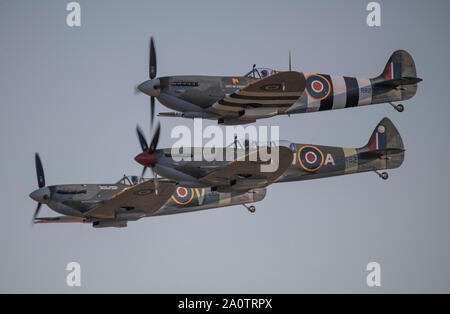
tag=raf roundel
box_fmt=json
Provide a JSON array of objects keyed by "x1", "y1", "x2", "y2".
[
  {"x1": 171, "y1": 187, "x2": 194, "y2": 205},
  {"x1": 305, "y1": 74, "x2": 331, "y2": 100},
  {"x1": 298, "y1": 145, "x2": 324, "y2": 172}
]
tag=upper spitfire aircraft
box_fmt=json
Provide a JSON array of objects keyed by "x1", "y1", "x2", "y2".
[
  {"x1": 137, "y1": 37, "x2": 422, "y2": 125},
  {"x1": 135, "y1": 117, "x2": 405, "y2": 192}
]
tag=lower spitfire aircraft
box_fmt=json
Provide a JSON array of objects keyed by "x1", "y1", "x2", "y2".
[
  {"x1": 29, "y1": 155, "x2": 265, "y2": 228},
  {"x1": 137, "y1": 37, "x2": 422, "y2": 125},
  {"x1": 30, "y1": 118, "x2": 403, "y2": 228},
  {"x1": 135, "y1": 118, "x2": 404, "y2": 191}
]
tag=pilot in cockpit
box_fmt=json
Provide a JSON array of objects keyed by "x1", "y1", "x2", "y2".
[
  {"x1": 116, "y1": 175, "x2": 142, "y2": 186},
  {"x1": 245, "y1": 66, "x2": 278, "y2": 79}
]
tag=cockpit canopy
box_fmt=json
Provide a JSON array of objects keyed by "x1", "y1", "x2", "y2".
[
  {"x1": 116, "y1": 175, "x2": 144, "y2": 186},
  {"x1": 227, "y1": 138, "x2": 293, "y2": 150},
  {"x1": 245, "y1": 67, "x2": 279, "y2": 79}
]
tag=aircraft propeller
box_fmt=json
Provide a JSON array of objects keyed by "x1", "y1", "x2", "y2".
[
  {"x1": 149, "y1": 36, "x2": 157, "y2": 129},
  {"x1": 136, "y1": 36, "x2": 160, "y2": 149},
  {"x1": 30, "y1": 153, "x2": 48, "y2": 224},
  {"x1": 135, "y1": 122, "x2": 161, "y2": 194}
]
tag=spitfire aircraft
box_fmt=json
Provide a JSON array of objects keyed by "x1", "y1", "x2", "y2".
[
  {"x1": 30, "y1": 118, "x2": 403, "y2": 228},
  {"x1": 137, "y1": 37, "x2": 422, "y2": 125},
  {"x1": 29, "y1": 154, "x2": 265, "y2": 228},
  {"x1": 135, "y1": 117, "x2": 404, "y2": 191}
]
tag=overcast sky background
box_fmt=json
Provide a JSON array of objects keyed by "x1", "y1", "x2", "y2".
[{"x1": 1, "y1": 0, "x2": 449, "y2": 293}]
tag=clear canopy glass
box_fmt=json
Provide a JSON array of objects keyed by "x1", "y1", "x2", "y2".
[
  {"x1": 227, "y1": 138, "x2": 293, "y2": 150},
  {"x1": 116, "y1": 175, "x2": 144, "y2": 186},
  {"x1": 244, "y1": 67, "x2": 279, "y2": 79}
]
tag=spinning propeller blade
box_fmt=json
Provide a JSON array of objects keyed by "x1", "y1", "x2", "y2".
[
  {"x1": 148, "y1": 122, "x2": 160, "y2": 154},
  {"x1": 149, "y1": 36, "x2": 157, "y2": 79},
  {"x1": 150, "y1": 96, "x2": 155, "y2": 130},
  {"x1": 35, "y1": 153, "x2": 45, "y2": 188},
  {"x1": 136, "y1": 122, "x2": 160, "y2": 154},
  {"x1": 149, "y1": 37, "x2": 157, "y2": 128},
  {"x1": 33, "y1": 203, "x2": 42, "y2": 221},
  {"x1": 136, "y1": 125, "x2": 149, "y2": 152},
  {"x1": 141, "y1": 166, "x2": 148, "y2": 179},
  {"x1": 137, "y1": 36, "x2": 159, "y2": 130},
  {"x1": 31, "y1": 153, "x2": 47, "y2": 225}
]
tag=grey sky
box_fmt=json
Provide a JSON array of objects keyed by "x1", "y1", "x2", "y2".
[{"x1": 1, "y1": 0, "x2": 449, "y2": 293}]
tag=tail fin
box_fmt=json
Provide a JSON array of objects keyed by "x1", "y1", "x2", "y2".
[
  {"x1": 362, "y1": 117, "x2": 404, "y2": 152},
  {"x1": 380, "y1": 50, "x2": 416, "y2": 81},
  {"x1": 359, "y1": 118, "x2": 405, "y2": 169},
  {"x1": 372, "y1": 50, "x2": 422, "y2": 101}
]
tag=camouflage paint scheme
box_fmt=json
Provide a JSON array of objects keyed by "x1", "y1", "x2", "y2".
[
  {"x1": 147, "y1": 118, "x2": 403, "y2": 189},
  {"x1": 30, "y1": 118, "x2": 402, "y2": 228},
  {"x1": 277, "y1": 118, "x2": 404, "y2": 183},
  {"x1": 149, "y1": 145, "x2": 294, "y2": 191},
  {"x1": 30, "y1": 180, "x2": 266, "y2": 228},
  {"x1": 140, "y1": 50, "x2": 421, "y2": 125},
  {"x1": 158, "y1": 186, "x2": 265, "y2": 217}
]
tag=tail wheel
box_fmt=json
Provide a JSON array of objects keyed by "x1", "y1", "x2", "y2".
[
  {"x1": 396, "y1": 104, "x2": 404, "y2": 112},
  {"x1": 381, "y1": 172, "x2": 389, "y2": 180}
]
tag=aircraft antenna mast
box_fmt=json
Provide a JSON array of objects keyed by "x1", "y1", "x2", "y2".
[{"x1": 289, "y1": 50, "x2": 292, "y2": 72}]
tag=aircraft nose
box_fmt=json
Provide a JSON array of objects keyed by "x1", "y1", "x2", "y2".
[
  {"x1": 29, "y1": 187, "x2": 51, "y2": 204},
  {"x1": 135, "y1": 152, "x2": 157, "y2": 167},
  {"x1": 138, "y1": 79, "x2": 160, "y2": 97}
]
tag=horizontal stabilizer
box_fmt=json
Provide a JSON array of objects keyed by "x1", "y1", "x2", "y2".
[
  {"x1": 359, "y1": 148, "x2": 405, "y2": 159},
  {"x1": 373, "y1": 77, "x2": 423, "y2": 88}
]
